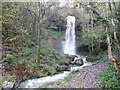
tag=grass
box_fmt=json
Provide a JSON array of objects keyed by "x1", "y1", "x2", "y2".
[
  {"x1": 64, "y1": 72, "x2": 76, "y2": 82},
  {"x1": 78, "y1": 72, "x2": 87, "y2": 88},
  {"x1": 50, "y1": 81, "x2": 60, "y2": 88},
  {"x1": 78, "y1": 78, "x2": 83, "y2": 88},
  {"x1": 42, "y1": 81, "x2": 61, "y2": 88}
]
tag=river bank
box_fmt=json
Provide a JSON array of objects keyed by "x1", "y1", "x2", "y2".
[{"x1": 48, "y1": 57, "x2": 111, "y2": 88}]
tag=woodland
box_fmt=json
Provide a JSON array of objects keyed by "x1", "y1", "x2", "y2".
[{"x1": 0, "y1": 0, "x2": 120, "y2": 88}]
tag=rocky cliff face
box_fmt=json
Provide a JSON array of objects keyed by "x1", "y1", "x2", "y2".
[{"x1": 43, "y1": 6, "x2": 89, "y2": 32}]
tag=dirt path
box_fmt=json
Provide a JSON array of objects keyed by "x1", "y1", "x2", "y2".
[
  {"x1": 49, "y1": 59, "x2": 111, "y2": 88},
  {"x1": 83, "y1": 60, "x2": 111, "y2": 88}
]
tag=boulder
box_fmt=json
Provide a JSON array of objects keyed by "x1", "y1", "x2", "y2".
[
  {"x1": 75, "y1": 58, "x2": 84, "y2": 66},
  {"x1": 71, "y1": 57, "x2": 84, "y2": 66},
  {"x1": 60, "y1": 65, "x2": 69, "y2": 71},
  {"x1": 2, "y1": 81, "x2": 14, "y2": 88},
  {"x1": 65, "y1": 55, "x2": 76, "y2": 61}
]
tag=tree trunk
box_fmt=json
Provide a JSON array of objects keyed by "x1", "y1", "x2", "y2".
[
  {"x1": 106, "y1": 27, "x2": 120, "y2": 72},
  {"x1": 36, "y1": 21, "x2": 41, "y2": 63}
]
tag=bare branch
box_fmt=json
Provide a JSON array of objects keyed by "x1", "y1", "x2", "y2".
[{"x1": 24, "y1": 8, "x2": 38, "y2": 19}]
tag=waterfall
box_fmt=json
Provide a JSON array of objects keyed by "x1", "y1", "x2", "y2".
[
  {"x1": 18, "y1": 16, "x2": 95, "y2": 89},
  {"x1": 64, "y1": 16, "x2": 76, "y2": 55}
]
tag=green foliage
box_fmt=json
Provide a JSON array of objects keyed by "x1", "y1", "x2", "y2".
[
  {"x1": 43, "y1": 29, "x2": 62, "y2": 39},
  {"x1": 21, "y1": 29, "x2": 29, "y2": 35},
  {"x1": 98, "y1": 64, "x2": 120, "y2": 88},
  {"x1": 2, "y1": 2, "x2": 21, "y2": 38},
  {"x1": 28, "y1": 41, "x2": 36, "y2": 47},
  {"x1": 46, "y1": 66, "x2": 57, "y2": 75},
  {"x1": 82, "y1": 29, "x2": 106, "y2": 54},
  {"x1": 40, "y1": 41, "x2": 69, "y2": 64},
  {"x1": 54, "y1": 64, "x2": 61, "y2": 71},
  {"x1": 101, "y1": 18, "x2": 112, "y2": 26},
  {"x1": 4, "y1": 54, "x2": 14, "y2": 62},
  {"x1": 22, "y1": 47, "x2": 30, "y2": 56},
  {"x1": 17, "y1": 29, "x2": 31, "y2": 46},
  {"x1": 18, "y1": 42, "x2": 68, "y2": 77},
  {"x1": 86, "y1": 55, "x2": 106, "y2": 62},
  {"x1": 31, "y1": 63, "x2": 58, "y2": 77},
  {"x1": 3, "y1": 40, "x2": 70, "y2": 82}
]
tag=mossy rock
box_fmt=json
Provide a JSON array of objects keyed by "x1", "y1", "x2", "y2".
[
  {"x1": 75, "y1": 59, "x2": 83, "y2": 66},
  {"x1": 65, "y1": 55, "x2": 76, "y2": 61},
  {"x1": 86, "y1": 55, "x2": 103, "y2": 62},
  {"x1": 86, "y1": 56, "x2": 95, "y2": 62},
  {"x1": 60, "y1": 65, "x2": 69, "y2": 71},
  {"x1": 71, "y1": 58, "x2": 83, "y2": 66}
]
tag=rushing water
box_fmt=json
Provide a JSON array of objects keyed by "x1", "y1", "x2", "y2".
[
  {"x1": 64, "y1": 16, "x2": 76, "y2": 55},
  {"x1": 18, "y1": 61, "x2": 94, "y2": 88},
  {"x1": 18, "y1": 71, "x2": 70, "y2": 88},
  {"x1": 18, "y1": 16, "x2": 94, "y2": 88}
]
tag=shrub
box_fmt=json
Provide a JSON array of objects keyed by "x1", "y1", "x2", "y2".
[
  {"x1": 86, "y1": 55, "x2": 106, "y2": 62},
  {"x1": 4, "y1": 54, "x2": 14, "y2": 62},
  {"x1": 47, "y1": 67, "x2": 57, "y2": 75},
  {"x1": 97, "y1": 64, "x2": 120, "y2": 88},
  {"x1": 35, "y1": 64, "x2": 56, "y2": 77},
  {"x1": 54, "y1": 64, "x2": 61, "y2": 71},
  {"x1": 4, "y1": 63, "x2": 36, "y2": 82},
  {"x1": 81, "y1": 29, "x2": 106, "y2": 54},
  {"x1": 22, "y1": 47, "x2": 30, "y2": 56}
]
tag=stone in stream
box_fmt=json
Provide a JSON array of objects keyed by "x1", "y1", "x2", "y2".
[
  {"x1": 75, "y1": 58, "x2": 84, "y2": 65},
  {"x1": 2, "y1": 81, "x2": 14, "y2": 88},
  {"x1": 60, "y1": 65, "x2": 69, "y2": 71},
  {"x1": 71, "y1": 57, "x2": 84, "y2": 66}
]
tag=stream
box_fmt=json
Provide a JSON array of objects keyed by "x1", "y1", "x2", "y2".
[{"x1": 18, "y1": 57, "x2": 95, "y2": 88}]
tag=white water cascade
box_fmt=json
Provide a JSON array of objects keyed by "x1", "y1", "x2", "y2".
[{"x1": 64, "y1": 16, "x2": 76, "y2": 55}]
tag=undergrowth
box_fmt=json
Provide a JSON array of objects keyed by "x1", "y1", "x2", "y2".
[
  {"x1": 97, "y1": 64, "x2": 120, "y2": 88},
  {"x1": 3, "y1": 41, "x2": 71, "y2": 86},
  {"x1": 43, "y1": 29, "x2": 62, "y2": 39}
]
